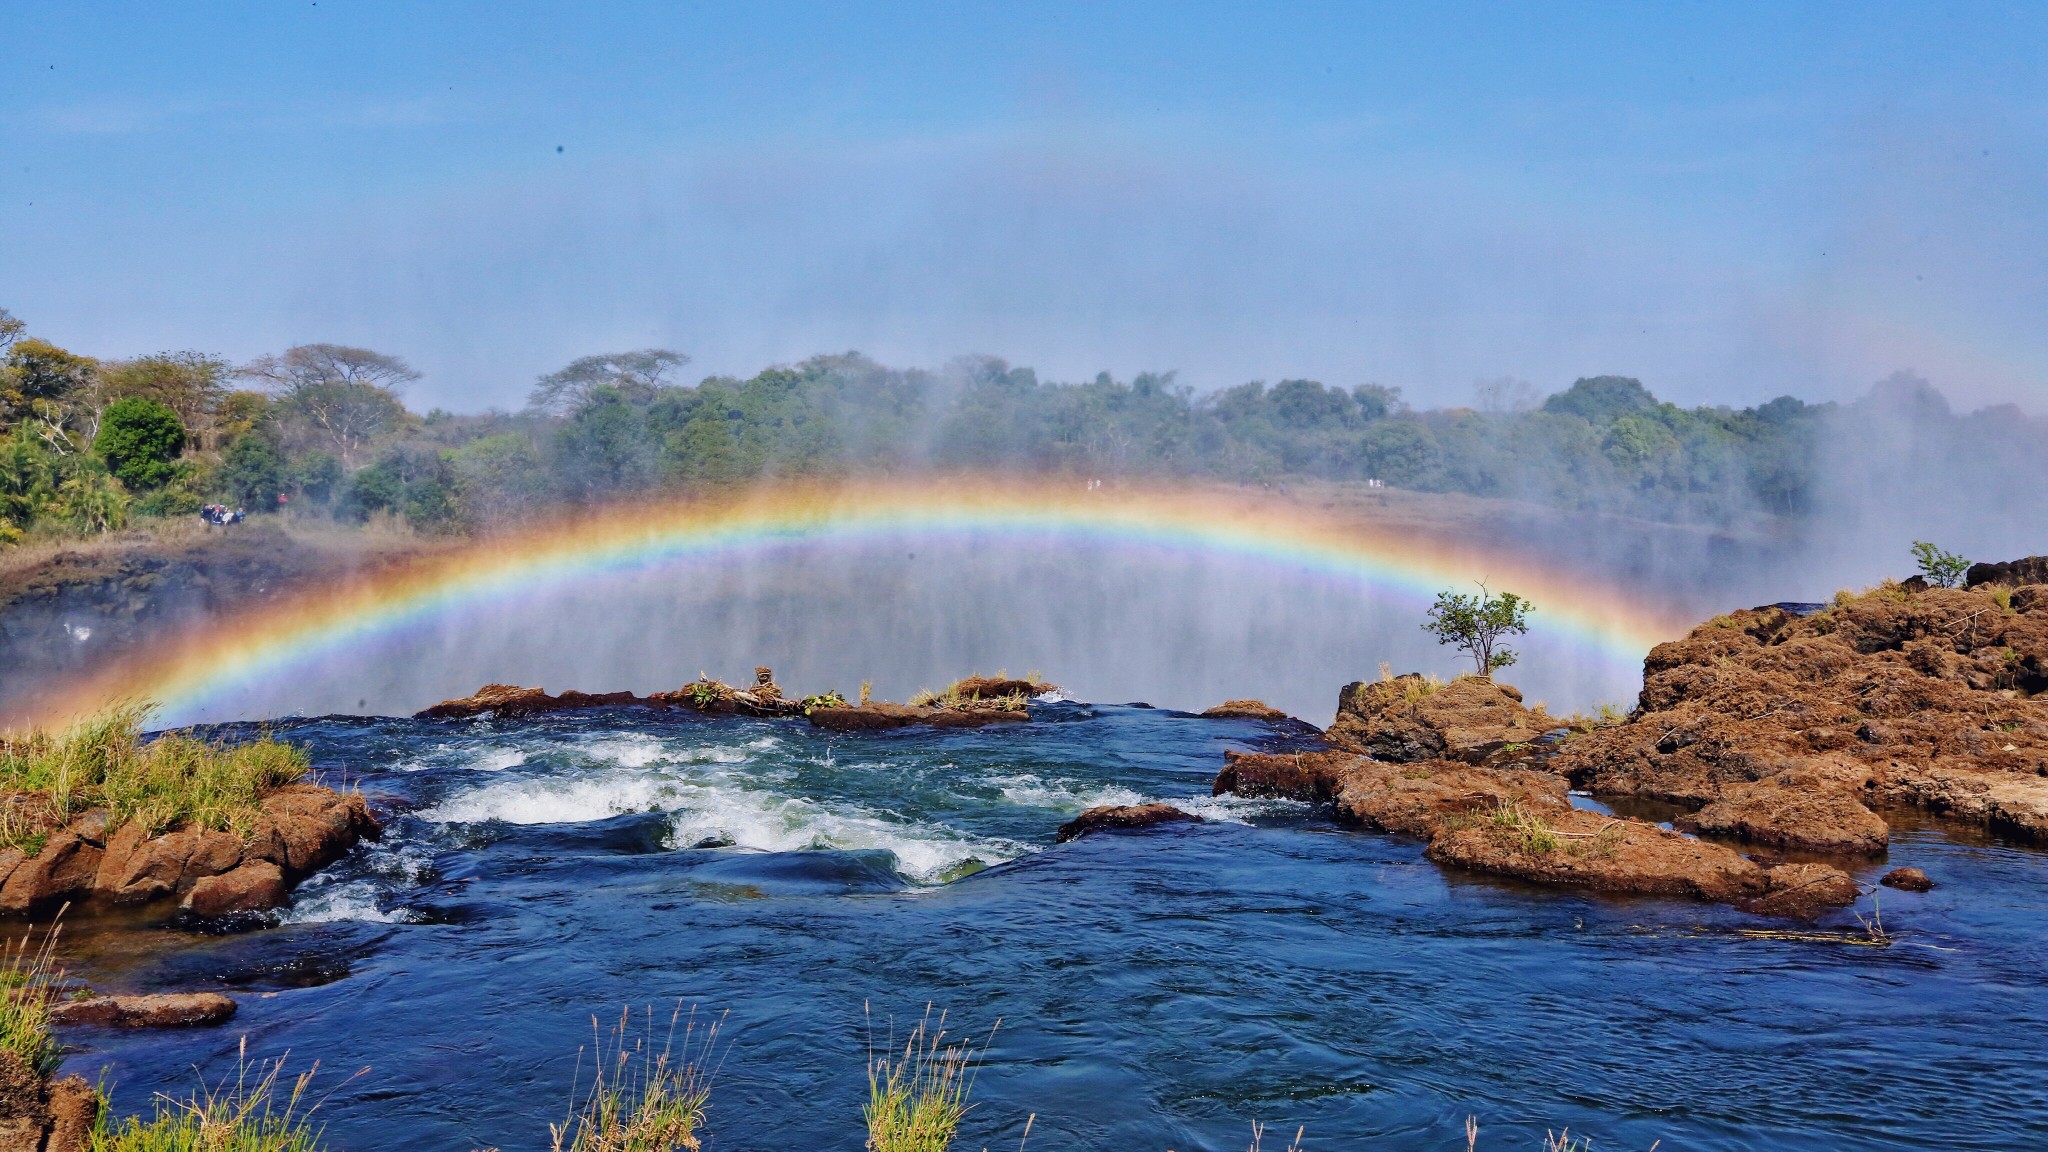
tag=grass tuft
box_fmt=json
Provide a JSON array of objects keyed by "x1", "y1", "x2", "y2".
[
  {"x1": 0, "y1": 703, "x2": 308, "y2": 846},
  {"x1": 0, "y1": 921, "x2": 64, "y2": 1080},
  {"x1": 1485, "y1": 799, "x2": 1558, "y2": 855},
  {"x1": 551, "y1": 1004, "x2": 723, "y2": 1152},
  {"x1": 91, "y1": 1039, "x2": 338, "y2": 1152},
  {"x1": 864, "y1": 1004, "x2": 995, "y2": 1152}
]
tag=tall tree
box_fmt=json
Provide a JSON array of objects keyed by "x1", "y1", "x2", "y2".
[
  {"x1": 529, "y1": 349, "x2": 688, "y2": 414},
  {"x1": 245, "y1": 344, "x2": 417, "y2": 469},
  {"x1": 100, "y1": 352, "x2": 231, "y2": 444}
]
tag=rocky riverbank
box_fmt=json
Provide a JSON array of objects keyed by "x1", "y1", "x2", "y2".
[{"x1": 419, "y1": 672, "x2": 1061, "y2": 732}]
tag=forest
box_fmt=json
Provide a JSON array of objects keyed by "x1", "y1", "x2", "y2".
[{"x1": 1, "y1": 303, "x2": 2036, "y2": 544}]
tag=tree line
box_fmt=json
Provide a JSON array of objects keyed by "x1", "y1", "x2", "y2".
[{"x1": 2, "y1": 304, "x2": 2034, "y2": 544}]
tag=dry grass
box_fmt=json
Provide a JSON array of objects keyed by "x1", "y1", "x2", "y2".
[
  {"x1": 1481, "y1": 799, "x2": 1558, "y2": 855},
  {"x1": 0, "y1": 702, "x2": 308, "y2": 847},
  {"x1": 91, "y1": 1040, "x2": 341, "y2": 1152},
  {"x1": 864, "y1": 1004, "x2": 995, "y2": 1152},
  {"x1": 0, "y1": 921, "x2": 63, "y2": 1080},
  {"x1": 550, "y1": 1004, "x2": 723, "y2": 1152}
]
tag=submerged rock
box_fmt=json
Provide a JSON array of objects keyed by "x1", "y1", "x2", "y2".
[
  {"x1": 51, "y1": 992, "x2": 237, "y2": 1029},
  {"x1": 1055, "y1": 803, "x2": 1204, "y2": 843},
  {"x1": 1881, "y1": 866, "x2": 1935, "y2": 892}
]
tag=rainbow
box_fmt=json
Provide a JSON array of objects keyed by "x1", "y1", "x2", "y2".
[{"x1": 20, "y1": 479, "x2": 1692, "y2": 725}]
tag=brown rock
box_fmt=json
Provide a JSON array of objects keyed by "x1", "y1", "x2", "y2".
[
  {"x1": 1326, "y1": 675, "x2": 1552, "y2": 763},
  {"x1": 43, "y1": 1075, "x2": 98, "y2": 1152},
  {"x1": 1214, "y1": 747, "x2": 1857, "y2": 917},
  {"x1": 1549, "y1": 581, "x2": 2048, "y2": 852},
  {"x1": 1743, "y1": 863, "x2": 1863, "y2": 918},
  {"x1": 51, "y1": 992, "x2": 237, "y2": 1029},
  {"x1": 1674, "y1": 774, "x2": 1889, "y2": 854},
  {"x1": 248, "y1": 785, "x2": 380, "y2": 880},
  {"x1": 0, "y1": 833, "x2": 103, "y2": 917},
  {"x1": 182, "y1": 861, "x2": 288, "y2": 917},
  {"x1": 1881, "y1": 866, "x2": 1935, "y2": 892},
  {"x1": 948, "y1": 675, "x2": 1055, "y2": 700},
  {"x1": 806, "y1": 702, "x2": 1029, "y2": 732},
  {"x1": 1199, "y1": 699, "x2": 1292, "y2": 721},
  {"x1": 416, "y1": 683, "x2": 647, "y2": 720},
  {"x1": 0, "y1": 1050, "x2": 50, "y2": 1152},
  {"x1": 1055, "y1": 803, "x2": 1204, "y2": 843}
]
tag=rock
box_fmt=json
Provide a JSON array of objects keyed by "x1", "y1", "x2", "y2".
[
  {"x1": 1881, "y1": 866, "x2": 1935, "y2": 892},
  {"x1": 247, "y1": 785, "x2": 381, "y2": 880},
  {"x1": 1673, "y1": 773, "x2": 1889, "y2": 854},
  {"x1": 51, "y1": 992, "x2": 237, "y2": 1029},
  {"x1": 1742, "y1": 863, "x2": 1863, "y2": 918},
  {"x1": 182, "y1": 861, "x2": 288, "y2": 916},
  {"x1": 43, "y1": 1075, "x2": 98, "y2": 1152},
  {"x1": 1214, "y1": 748, "x2": 1858, "y2": 917},
  {"x1": 1965, "y1": 555, "x2": 2048, "y2": 589},
  {"x1": 1549, "y1": 582, "x2": 2048, "y2": 852},
  {"x1": 1326, "y1": 675, "x2": 1553, "y2": 763},
  {"x1": 417, "y1": 683, "x2": 645, "y2": 720},
  {"x1": 0, "y1": 833, "x2": 103, "y2": 916},
  {"x1": 948, "y1": 676, "x2": 1055, "y2": 700},
  {"x1": 0, "y1": 1050, "x2": 47, "y2": 1152},
  {"x1": 1055, "y1": 803, "x2": 1204, "y2": 843},
  {"x1": 1198, "y1": 699, "x2": 1292, "y2": 721},
  {"x1": 806, "y1": 702, "x2": 1030, "y2": 733}
]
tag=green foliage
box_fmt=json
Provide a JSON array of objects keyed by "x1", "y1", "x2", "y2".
[
  {"x1": 1911, "y1": 541, "x2": 1970, "y2": 589},
  {"x1": 800, "y1": 691, "x2": 849, "y2": 715},
  {"x1": 865, "y1": 1007, "x2": 989, "y2": 1152},
  {"x1": 1423, "y1": 585, "x2": 1532, "y2": 675},
  {"x1": 218, "y1": 434, "x2": 288, "y2": 511},
  {"x1": 0, "y1": 703, "x2": 309, "y2": 837},
  {"x1": 94, "y1": 397, "x2": 187, "y2": 489},
  {"x1": 0, "y1": 925, "x2": 62, "y2": 1080},
  {"x1": 550, "y1": 1005, "x2": 720, "y2": 1152}
]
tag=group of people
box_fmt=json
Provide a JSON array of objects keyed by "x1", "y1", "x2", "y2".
[{"x1": 199, "y1": 504, "x2": 245, "y2": 526}]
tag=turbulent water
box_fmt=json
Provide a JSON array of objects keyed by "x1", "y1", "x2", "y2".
[{"x1": 55, "y1": 706, "x2": 2048, "y2": 1151}]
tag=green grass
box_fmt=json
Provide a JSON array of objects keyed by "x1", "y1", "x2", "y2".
[
  {"x1": 551, "y1": 1004, "x2": 722, "y2": 1152},
  {"x1": 0, "y1": 923, "x2": 63, "y2": 1080},
  {"x1": 1485, "y1": 799, "x2": 1559, "y2": 855},
  {"x1": 865, "y1": 1005, "x2": 993, "y2": 1152},
  {"x1": 90, "y1": 1041, "x2": 332, "y2": 1152},
  {"x1": 0, "y1": 702, "x2": 308, "y2": 846}
]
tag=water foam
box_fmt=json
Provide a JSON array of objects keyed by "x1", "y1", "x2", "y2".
[{"x1": 991, "y1": 773, "x2": 1149, "y2": 812}]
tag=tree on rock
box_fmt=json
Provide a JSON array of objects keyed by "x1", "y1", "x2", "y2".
[
  {"x1": 93, "y1": 397, "x2": 186, "y2": 489},
  {"x1": 1910, "y1": 541, "x2": 1969, "y2": 589},
  {"x1": 1423, "y1": 583, "x2": 1531, "y2": 676}
]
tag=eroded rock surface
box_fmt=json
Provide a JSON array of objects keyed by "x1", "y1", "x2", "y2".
[
  {"x1": 51, "y1": 991, "x2": 237, "y2": 1029},
  {"x1": 0, "y1": 1050, "x2": 97, "y2": 1152},
  {"x1": 1550, "y1": 583, "x2": 2048, "y2": 850},
  {"x1": 1056, "y1": 803, "x2": 1204, "y2": 843},
  {"x1": 806, "y1": 703, "x2": 1028, "y2": 732},
  {"x1": 0, "y1": 783, "x2": 379, "y2": 919},
  {"x1": 1217, "y1": 748, "x2": 1857, "y2": 917},
  {"x1": 1326, "y1": 675, "x2": 1554, "y2": 764},
  {"x1": 1198, "y1": 699, "x2": 1294, "y2": 722}
]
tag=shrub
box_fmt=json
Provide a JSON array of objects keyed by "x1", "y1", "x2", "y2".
[
  {"x1": 1911, "y1": 541, "x2": 1970, "y2": 589},
  {"x1": 1423, "y1": 584, "x2": 1531, "y2": 675},
  {"x1": 93, "y1": 398, "x2": 185, "y2": 490}
]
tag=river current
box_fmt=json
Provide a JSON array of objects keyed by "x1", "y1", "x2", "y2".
[{"x1": 52, "y1": 704, "x2": 2048, "y2": 1150}]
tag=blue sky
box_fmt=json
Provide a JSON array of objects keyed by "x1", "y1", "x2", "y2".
[{"x1": 3, "y1": 2, "x2": 2044, "y2": 412}]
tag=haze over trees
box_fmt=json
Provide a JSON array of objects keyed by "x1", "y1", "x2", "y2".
[{"x1": 2, "y1": 303, "x2": 2044, "y2": 546}]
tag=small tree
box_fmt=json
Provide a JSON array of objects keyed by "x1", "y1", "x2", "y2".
[
  {"x1": 1423, "y1": 583, "x2": 1532, "y2": 676},
  {"x1": 93, "y1": 397, "x2": 186, "y2": 489},
  {"x1": 1910, "y1": 541, "x2": 1969, "y2": 589}
]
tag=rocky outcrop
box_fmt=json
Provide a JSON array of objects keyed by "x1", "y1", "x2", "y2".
[
  {"x1": 1325, "y1": 675, "x2": 1554, "y2": 764},
  {"x1": 1549, "y1": 582, "x2": 2048, "y2": 851},
  {"x1": 1198, "y1": 699, "x2": 1294, "y2": 722},
  {"x1": 1055, "y1": 803, "x2": 1204, "y2": 843},
  {"x1": 0, "y1": 1051, "x2": 97, "y2": 1152},
  {"x1": 1966, "y1": 555, "x2": 2048, "y2": 590},
  {"x1": 806, "y1": 703, "x2": 1029, "y2": 732},
  {"x1": 420, "y1": 672, "x2": 806, "y2": 721},
  {"x1": 50, "y1": 991, "x2": 236, "y2": 1029},
  {"x1": 0, "y1": 784, "x2": 378, "y2": 919},
  {"x1": 1217, "y1": 748, "x2": 1858, "y2": 917}
]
